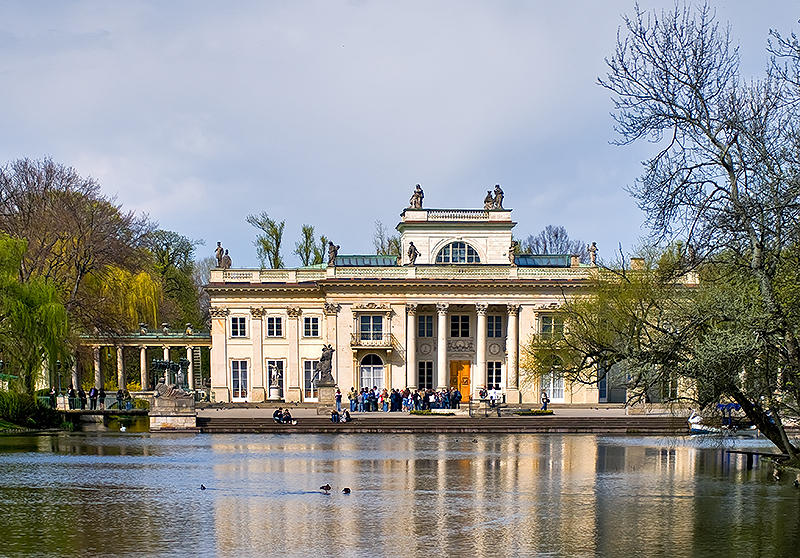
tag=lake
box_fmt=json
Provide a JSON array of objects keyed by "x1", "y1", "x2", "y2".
[{"x1": 0, "y1": 433, "x2": 798, "y2": 557}]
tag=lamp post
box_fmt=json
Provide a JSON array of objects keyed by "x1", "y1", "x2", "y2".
[{"x1": 56, "y1": 360, "x2": 62, "y2": 395}]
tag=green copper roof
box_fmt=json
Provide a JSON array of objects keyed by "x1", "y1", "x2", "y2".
[{"x1": 335, "y1": 255, "x2": 398, "y2": 267}]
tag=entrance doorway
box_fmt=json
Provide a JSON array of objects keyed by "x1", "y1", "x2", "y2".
[{"x1": 449, "y1": 360, "x2": 471, "y2": 400}]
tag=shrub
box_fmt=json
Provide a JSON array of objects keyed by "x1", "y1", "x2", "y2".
[
  {"x1": 0, "y1": 390, "x2": 63, "y2": 428},
  {"x1": 513, "y1": 409, "x2": 554, "y2": 416}
]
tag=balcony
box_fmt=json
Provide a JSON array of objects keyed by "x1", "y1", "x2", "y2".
[{"x1": 350, "y1": 332, "x2": 397, "y2": 351}]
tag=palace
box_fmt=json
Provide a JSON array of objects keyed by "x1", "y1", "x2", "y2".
[{"x1": 206, "y1": 199, "x2": 620, "y2": 405}]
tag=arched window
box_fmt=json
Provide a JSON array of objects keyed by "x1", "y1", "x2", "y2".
[
  {"x1": 360, "y1": 354, "x2": 384, "y2": 389},
  {"x1": 435, "y1": 241, "x2": 480, "y2": 264}
]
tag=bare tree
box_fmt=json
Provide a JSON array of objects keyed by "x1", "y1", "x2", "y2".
[
  {"x1": 246, "y1": 212, "x2": 285, "y2": 268},
  {"x1": 373, "y1": 221, "x2": 401, "y2": 256},
  {"x1": 522, "y1": 225, "x2": 588, "y2": 261},
  {"x1": 595, "y1": 3, "x2": 800, "y2": 460}
]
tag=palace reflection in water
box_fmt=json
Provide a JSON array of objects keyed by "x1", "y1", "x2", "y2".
[{"x1": 0, "y1": 434, "x2": 797, "y2": 557}]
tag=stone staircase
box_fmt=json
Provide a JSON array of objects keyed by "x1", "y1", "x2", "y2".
[{"x1": 196, "y1": 414, "x2": 689, "y2": 435}]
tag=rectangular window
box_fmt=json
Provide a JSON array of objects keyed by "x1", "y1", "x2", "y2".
[
  {"x1": 266, "y1": 316, "x2": 283, "y2": 337},
  {"x1": 417, "y1": 315, "x2": 433, "y2": 338},
  {"x1": 266, "y1": 359, "x2": 284, "y2": 397},
  {"x1": 450, "y1": 315, "x2": 469, "y2": 337},
  {"x1": 540, "y1": 316, "x2": 564, "y2": 340},
  {"x1": 487, "y1": 315, "x2": 503, "y2": 338},
  {"x1": 231, "y1": 360, "x2": 248, "y2": 399},
  {"x1": 418, "y1": 361, "x2": 433, "y2": 390},
  {"x1": 487, "y1": 361, "x2": 502, "y2": 389},
  {"x1": 304, "y1": 360, "x2": 319, "y2": 399},
  {"x1": 231, "y1": 317, "x2": 246, "y2": 337},
  {"x1": 303, "y1": 316, "x2": 320, "y2": 337},
  {"x1": 359, "y1": 315, "x2": 383, "y2": 341}
]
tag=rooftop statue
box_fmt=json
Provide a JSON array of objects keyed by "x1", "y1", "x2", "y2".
[
  {"x1": 407, "y1": 241, "x2": 420, "y2": 265},
  {"x1": 409, "y1": 184, "x2": 424, "y2": 209},
  {"x1": 484, "y1": 190, "x2": 494, "y2": 210},
  {"x1": 221, "y1": 249, "x2": 232, "y2": 269},
  {"x1": 493, "y1": 184, "x2": 504, "y2": 209},
  {"x1": 509, "y1": 240, "x2": 518, "y2": 264},
  {"x1": 215, "y1": 242, "x2": 224, "y2": 267},
  {"x1": 327, "y1": 241, "x2": 340, "y2": 266},
  {"x1": 588, "y1": 242, "x2": 598, "y2": 265}
]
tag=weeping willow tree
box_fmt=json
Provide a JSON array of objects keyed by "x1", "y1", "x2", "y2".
[
  {"x1": 83, "y1": 266, "x2": 161, "y2": 329},
  {"x1": 0, "y1": 234, "x2": 70, "y2": 393}
]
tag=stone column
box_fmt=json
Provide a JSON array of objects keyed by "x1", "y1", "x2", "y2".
[
  {"x1": 93, "y1": 346, "x2": 101, "y2": 388},
  {"x1": 250, "y1": 307, "x2": 265, "y2": 402},
  {"x1": 116, "y1": 346, "x2": 124, "y2": 389},
  {"x1": 162, "y1": 346, "x2": 170, "y2": 362},
  {"x1": 139, "y1": 346, "x2": 148, "y2": 390},
  {"x1": 286, "y1": 307, "x2": 302, "y2": 402},
  {"x1": 436, "y1": 303, "x2": 449, "y2": 390},
  {"x1": 406, "y1": 304, "x2": 418, "y2": 390},
  {"x1": 475, "y1": 303, "x2": 488, "y2": 397},
  {"x1": 209, "y1": 307, "x2": 229, "y2": 402},
  {"x1": 506, "y1": 304, "x2": 520, "y2": 403},
  {"x1": 324, "y1": 303, "x2": 341, "y2": 384},
  {"x1": 186, "y1": 346, "x2": 194, "y2": 390}
]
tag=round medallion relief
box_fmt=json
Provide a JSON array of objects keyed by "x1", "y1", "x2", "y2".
[
  {"x1": 419, "y1": 343, "x2": 432, "y2": 355},
  {"x1": 488, "y1": 343, "x2": 502, "y2": 356}
]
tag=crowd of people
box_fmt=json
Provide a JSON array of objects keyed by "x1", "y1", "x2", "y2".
[
  {"x1": 63, "y1": 384, "x2": 133, "y2": 410},
  {"x1": 339, "y1": 386, "x2": 479, "y2": 413}
]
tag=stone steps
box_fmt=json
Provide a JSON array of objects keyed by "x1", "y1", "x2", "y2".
[{"x1": 196, "y1": 415, "x2": 689, "y2": 434}]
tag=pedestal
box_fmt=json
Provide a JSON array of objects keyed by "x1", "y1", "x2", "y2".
[
  {"x1": 250, "y1": 387, "x2": 266, "y2": 403},
  {"x1": 268, "y1": 384, "x2": 282, "y2": 401},
  {"x1": 150, "y1": 395, "x2": 197, "y2": 431},
  {"x1": 316, "y1": 380, "x2": 336, "y2": 410}
]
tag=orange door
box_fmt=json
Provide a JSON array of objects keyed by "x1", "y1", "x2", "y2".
[{"x1": 449, "y1": 360, "x2": 471, "y2": 401}]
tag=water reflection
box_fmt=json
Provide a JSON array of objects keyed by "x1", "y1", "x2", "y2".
[{"x1": 0, "y1": 434, "x2": 797, "y2": 557}]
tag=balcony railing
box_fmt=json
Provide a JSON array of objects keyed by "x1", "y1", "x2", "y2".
[{"x1": 350, "y1": 332, "x2": 396, "y2": 349}]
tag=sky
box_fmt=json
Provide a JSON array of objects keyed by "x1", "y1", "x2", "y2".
[{"x1": 1, "y1": 1, "x2": 797, "y2": 268}]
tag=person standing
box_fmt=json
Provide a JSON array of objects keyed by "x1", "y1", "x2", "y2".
[
  {"x1": 335, "y1": 388, "x2": 342, "y2": 412},
  {"x1": 88, "y1": 386, "x2": 98, "y2": 410},
  {"x1": 541, "y1": 390, "x2": 550, "y2": 411},
  {"x1": 116, "y1": 388, "x2": 124, "y2": 410},
  {"x1": 348, "y1": 387, "x2": 357, "y2": 412},
  {"x1": 98, "y1": 387, "x2": 106, "y2": 410},
  {"x1": 48, "y1": 387, "x2": 56, "y2": 409},
  {"x1": 67, "y1": 385, "x2": 76, "y2": 409},
  {"x1": 78, "y1": 387, "x2": 87, "y2": 410}
]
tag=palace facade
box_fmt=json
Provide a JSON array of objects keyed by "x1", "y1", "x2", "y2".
[{"x1": 207, "y1": 205, "x2": 616, "y2": 405}]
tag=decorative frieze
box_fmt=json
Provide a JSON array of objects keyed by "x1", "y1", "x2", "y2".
[
  {"x1": 436, "y1": 302, "x2": 450, "y2": 315},
  {"x1": 249, "y1": 307, "x2": 265, "y2": 318},
  {"x1": 447, "y1": 339, "x2": 474, "y2": 353}
]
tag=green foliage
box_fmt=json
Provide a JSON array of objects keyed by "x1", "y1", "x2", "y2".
[
  {"x1": 513, "y1": 410, "x2": 554, "y2": 416},
  {"x1": 0, "y1": 391, "x2": 62, "y2": 428},
  {"x1": 409, "y1": 410, "x2": 455, "y2": 416},
  {"x1": 0, "y1": 233, "x2": 70, "y2": 393},
  {"x1": 294, "y1": 225, "x2": 327, "y2": 266},
  {"x1": 246, "y1": 212, "x2": 285, "y2": 268}
]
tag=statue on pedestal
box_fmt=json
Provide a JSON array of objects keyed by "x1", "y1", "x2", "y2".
[
  {"x1": 409, "y1": 184, "x2": 424, "y2": 209},
  {"x1": 492, "y1": 184, "x2": 504, "y2": 209},
  {"x1": 407, "y1": 241, "x2": 420, "y2": 265},
  {"x1": 315, "y1": 344, "x2": 336, "y2": 384},
  {"x1": 509, "y1": 240, "x2": 518, "y2": 264},
  {"x1": 215, "y1": 242, "x2": 224, "y2": 267},
  {"x1": 483, "y1": 190, "x2": 494, "y2": 210},
  {"x1": 327, "y1": 242, "x2": 340, "y2": 266},
  {"x1": 221, "y1": 249, "x2": 232, "y2": 269}
]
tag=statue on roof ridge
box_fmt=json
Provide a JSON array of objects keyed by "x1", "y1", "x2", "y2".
[
  {"x1": 493, "y1": 184, "x2": 504, "y2": 209},
  {"x1": 483, "y1": 190, "x2": 494, "y2": 210},
  {"x1": 409, "y1": 184, "x2": 424, "y2": 209},
  {"x1": 327, "y1": 241, "x2": 340, "y2": 266}
]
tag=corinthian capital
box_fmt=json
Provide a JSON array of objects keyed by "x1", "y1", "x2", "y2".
[{"x1": 436, "y1": 302, "x2": 449, "y2": 315}]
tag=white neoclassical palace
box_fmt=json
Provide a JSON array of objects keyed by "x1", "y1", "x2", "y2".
[{"x1": 207, "y1": 204, "x2": 616, "y2": 405}]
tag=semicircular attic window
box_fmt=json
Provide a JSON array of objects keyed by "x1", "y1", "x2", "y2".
[{"x1": 435, "y1": 241, "x2": 480, "y2": 264}]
